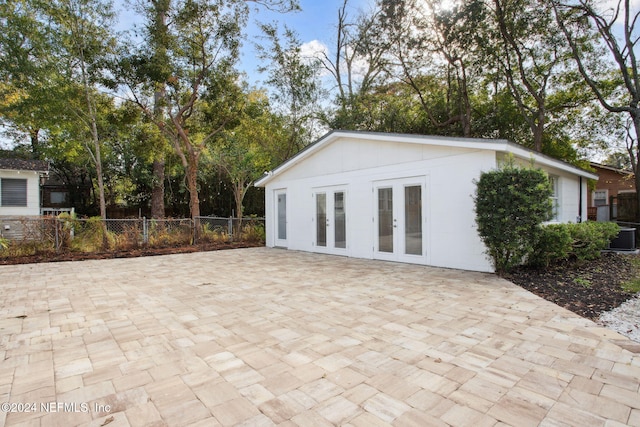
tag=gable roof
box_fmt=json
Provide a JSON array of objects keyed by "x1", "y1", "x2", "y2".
[
  {"x1": 0, "y1": 158, "x2": 49, "y2": 172},
  {"x1": 255, "y1": 130, "x2": 598, "y2": 187}
]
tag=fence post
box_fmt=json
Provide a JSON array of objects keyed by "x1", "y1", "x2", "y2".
[
  {"x1": 55, "y1": 219, "x2": 60, "y2": 253},
  {"x1": 228, "y1": 216, "x2": 233, "y2": 241},
  {"x1": 143, "y1": 217, "x2": 148, "y2": 245}
]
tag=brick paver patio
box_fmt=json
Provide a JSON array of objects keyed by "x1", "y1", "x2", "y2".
[{"x1": 0, "y1": 247, "x2": 639, "y2": 426}]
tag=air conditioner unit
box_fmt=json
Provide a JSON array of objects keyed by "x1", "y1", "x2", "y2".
[{"x1": 609, "y1": 227, "x2": 636, "y2": 251}]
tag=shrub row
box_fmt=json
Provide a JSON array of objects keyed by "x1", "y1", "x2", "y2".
[
  {"x1": 529, "y1": 221, "x2": 620, "y2": 267},
  {"x1": 475, "y1": 160, "x2": 621, "y2": 273}
]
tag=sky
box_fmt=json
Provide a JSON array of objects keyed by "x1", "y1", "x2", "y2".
[{"x1": 113, "y1": 0, "x2": 375, "y2": 88}]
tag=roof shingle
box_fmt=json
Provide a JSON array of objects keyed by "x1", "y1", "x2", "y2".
[{"x1": 0, "y1": 158, "x2": 49, "y2": 172}]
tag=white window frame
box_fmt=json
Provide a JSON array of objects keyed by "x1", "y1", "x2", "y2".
[
  {"x1": 592, "y1": 189, "x2": 608, "y2": 207},
  {"x1": 549, "y1": 175, "x2": 560, "y2": 221}
]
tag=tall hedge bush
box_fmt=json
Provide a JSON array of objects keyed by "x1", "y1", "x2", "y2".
[{"x1": 474, "y1": 161, "x2": 553, "y2": 273}]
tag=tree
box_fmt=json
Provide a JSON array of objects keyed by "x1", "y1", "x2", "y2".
[
  {"x1": 213, "y1": 90, "x2": 284, "y2": 219},
  {"x1": 373, "y1": 0, "x2": 483, "y2": 137},
  {"x1": 0, "y1": 0, "x2": 67, "y2": 156},
  {"x1": 54, "y1": 0, "x2": 116, "y2": 222},
  {"x1": 118, "y1": 0, "x2": 299, "y2": 221},
  {"x1": 1, "y1": 0, "x2": 117, "y2": 223},
  {"x1": 321, "y1": 0, "x2": 389, "y2": 129},
  {"x1": 488, "y1": 0, "x2": 592, "y2": 152},
  {"x1": 256, "y1": 23, "x2": 325, "y2": 160},
  {"x1": 554, "y1": 0, "x2": 640, "y2": 214}
]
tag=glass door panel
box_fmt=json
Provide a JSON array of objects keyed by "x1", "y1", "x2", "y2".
[
  {"x1": 378, "y1": 187, "x2": 394, "y2": 253},
  {"x1": 277, "y1": 193, "x2": 287, "y2": 240},
  {"x1": 275, "y1": 190, "x2": 287, "y2": 247},
  {"x1": 334, "y1": 192, "x2": 346, "y2": 249},
  {"x1": 316, "y1": 193, "x2": 327, "y2": 247},
  {"x1": 404, "y1": 185, "x2": 422, "y2": 255}
]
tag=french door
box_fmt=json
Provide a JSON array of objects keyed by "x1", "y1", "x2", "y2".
[
  {"x1": 313, "y1": 188, "x2": 347, "y2": 254},
  {"x1": 374, "y1": 178, "x2": 426, "y2": 263}
]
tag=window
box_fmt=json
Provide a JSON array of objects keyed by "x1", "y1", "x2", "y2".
[
  {"x1": 0, "y1": 178, "x2": 27, "y2": 207},
  {"x1": 50, "y1": 191, "x2": 67, "y2": 204},
  {"x1": 593, "y1": 190, "x2": 607, "y2": 207},
  {"x1": 549, "y1": 176, "x2": 559, "y2": 221}
]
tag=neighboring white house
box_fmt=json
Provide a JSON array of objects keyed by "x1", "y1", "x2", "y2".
[
  {"x1": 0, "y1": 158, "x2": 49, "y2": 217},
  {"x1": 255, "y1": 131, "x2": 598, "y2": 272}
]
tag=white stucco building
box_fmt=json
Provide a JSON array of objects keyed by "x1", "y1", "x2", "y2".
[{"x1": 255, "y1": 131, "x2": 598, "y2": 272}]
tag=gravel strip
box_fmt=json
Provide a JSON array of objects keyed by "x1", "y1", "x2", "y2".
[{"x1": 599, "y1": 294, "x2": 640, "y2": 343}]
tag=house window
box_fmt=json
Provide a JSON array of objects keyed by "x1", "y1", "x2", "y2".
[
  {"x1": 549, "y1": 175, "x2": 559, "y2": 221},
  {"x1": 0, "y1": 178, "x2": 27, "y2": 207},
  {"x1": 50, "y1": 191, "x2": 67, "y2": 204},
  {"x1": 593, "y1": 190, "x2": 607, "y2": 207}
]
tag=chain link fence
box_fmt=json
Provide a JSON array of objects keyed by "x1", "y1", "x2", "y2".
[{"x1": 0, "y1": 216, "x2": 265, "y2": 254}]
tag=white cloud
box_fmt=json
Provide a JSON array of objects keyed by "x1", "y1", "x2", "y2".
[{"x1": 299, "y1": 40, "x2": 329, "y2": 62}]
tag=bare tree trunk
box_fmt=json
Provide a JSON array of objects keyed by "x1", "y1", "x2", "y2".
[
  {"x1": 150, "y1": 2, "x2": 168, "y2": 219},
  {"x1": 533, "y1": 108, "x2": 545, "y2": 153},
  {"x1": 151, "y1": 158, "x2": 165, "y2": 218},
  {"x1": 631, "y1": 115, "x2": 640, "y2": 220},
  {"x1": 29, "y1": 128, "x2": 40, "y2": 158},
  {"x1": 234, "y1": 182, "x2": 244, "y2": 221},
  {"x1": 185, "y1": 159, "x2": 200, "y2": 220}
]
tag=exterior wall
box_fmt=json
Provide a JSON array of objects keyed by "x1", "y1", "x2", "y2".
[
  {"x1": 0, "y1": 169, "x2": 42, "y2": 217},
  {"x1": 546, "y1": 165, "x2": 588, "y2": 224},
  {"x1": 589, "y1": 166, "x2": 635, "y2": 208},
  {"x1": 497, "y1": 153, "x2": 588, "y2": 224},
  {"x1": 262, "y1": 135, "x2": 594, "y2": 273},
  {"x1": 264, "y1": 137, "x2": 498, "y2": 272}
]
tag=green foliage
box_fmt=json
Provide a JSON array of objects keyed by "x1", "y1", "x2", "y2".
[
  {"x1": 0, "y1": 237, "x2": 9, "y2": 251},
  {"x1": 530, "y1": 221, "x2": 620, "y2": 266},
  {"x1": 198, "y1": 223, "x2": 229, "y2": 244},
  {"x1": 529, "y1": 223, "x2": 572, "y2": 267},
  {"x1": 621, "y1": 257, "x2": 640, "y2": 293},
  {"x1": 148, "y1": 222, "x2": 192, "y2": 247},
  {"x1": 622, "y1": 278, "x2": 640, "y2": 293},
  {"x1": 5, "y1": 242, "x2": 50, "y2": 257},
  {"x1": 573, "y1": 277, "x2": 592, "y2": 288},
  {"x1": 71, "y1": 217, "x2": 114, "y2": 252},
  {"x1": 474, "y1": 160, "x2": 553, "y2": 272},
  {"x1": 568, "y1": 221, "x2": 620, "y2": 261},
  {"x1": 240, "y1": 222, "x2": 266, "y2": 243}
]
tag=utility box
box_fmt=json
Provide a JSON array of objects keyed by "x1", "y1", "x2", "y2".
[{"x1": 609, "y1": 227, "x2": 636, "y2": 251}]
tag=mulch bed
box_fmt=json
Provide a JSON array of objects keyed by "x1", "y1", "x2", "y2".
[
  {"x1": 503, "y1": 252, "x2": 639, "y2": 320},
  {"x1": 0, "y1": 241, "x2": 264, "y2": 266}
]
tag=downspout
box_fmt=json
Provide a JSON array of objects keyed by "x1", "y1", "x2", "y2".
[{"x1": 578, "y1": 176, "x2": 583, "y2": 223}]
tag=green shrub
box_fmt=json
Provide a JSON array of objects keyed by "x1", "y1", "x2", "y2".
[
  {"x1": 567, "y1": 221, "x2": 620, "y2": 261},
  {"x1": 474, "y1": 160, "x2": 553, "y2": 273},
  {"x1": 71, "y1": 217, "x2": 114, "y2": 252},
  {"x1": 56, "y1": 212, "x2": 78, "y2": 250},
  {"x1": 529, "y1": 224, "x2": 572, "y2": 267},
  {"x1": 148, "y1": 223, "x2": 192, "y2": 247},
  {"x1": 240, "y1": 222, "x2": 265, "y2": 243},
  {"x1": 198, "y1": 223, "x2": 228, "y2": 244},
  {"x1": 529, "y1": 221, "x2": 620, "y2": 266},
  {"x1": 2, "y1": 240, "x2": 53, "y2": 257},
  {"x1": 0, "y1": 237, "x2": 8, "y2": 251}
]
